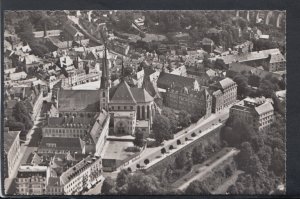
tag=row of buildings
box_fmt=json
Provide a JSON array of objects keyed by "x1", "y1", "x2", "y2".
[{"x1": 15, "y1": 154, "x2": 102, "y2": 195}]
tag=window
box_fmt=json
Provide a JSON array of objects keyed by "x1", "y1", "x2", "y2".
[
  {"x1": 124, "y1": 106, "x2": 127, "y2": 110},
  {"x1": 103, "y1": 92, "x2": 106, "y2": 98},
  {"x1": 118, "y1": 106, "x2": 120, "y2": 110},
  {"x1": 130, "y1": 106, "x2": 133, "y2": 110}
]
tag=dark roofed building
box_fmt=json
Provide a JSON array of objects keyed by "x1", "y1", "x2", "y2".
[
  {"x1": 38, "y1": 137, "x2": 83, "y2": 154},
  {"x1": 57, "y1": 90, "x2": 99, "y2": 116},
  {"x1": 157, "y1": 72, "x2": 200, "y2": 91}
]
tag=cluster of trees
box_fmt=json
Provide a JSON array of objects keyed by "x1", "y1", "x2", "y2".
[
  {"x1": 101, "y1": 171, "x2": 169, "y2": 194},
  {"x1": 152, "y1": 108, "x2": 192, "y2": 144},
  {"x1": 221, "y1": 113, "x2": 286, "y2": 194},
  {"x1": 5, "y1": 102, "x2": 33, "y2": 133},
  {"x1": 233, "y1": 72, "x2": 285, "y2": 103},
  {"x1": 7, "y1": 11, "x2": 61, "y2": 58}
]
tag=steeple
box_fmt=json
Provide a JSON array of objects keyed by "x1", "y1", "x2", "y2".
[
  {"x1": 99, "y1": 43, "x2": 110, "y2": 111},
  {"x1": 121, "y1": 56, "x2": 125, "y2": 81},
  {"x1": 100, "y1": 44, "x2": 109, "y2": 89}
]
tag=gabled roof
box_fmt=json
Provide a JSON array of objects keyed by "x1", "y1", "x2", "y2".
[
  {"x1": 218, "y1": 78, "x2": 236, "y2": 89},
  {"x1": 254, "y1": 102, "x2": 274, "y2": 115},
  {"x1": 110, "y1": 80, "x2": 136, "y2": 104},
  {"x1": 58, "y1": 90, "x2": 99, "y2": 112},
  {"x1": 157, "y1": 72, "x2": 196, "y2": 90},
  {"x1": 130, "y1": 88, "x2": 154, "y2": 103}
]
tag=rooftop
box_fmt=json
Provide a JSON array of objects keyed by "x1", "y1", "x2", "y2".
[
  {"x1": 4, "y1": 129, "x2": 20, "y2": 153},
  {"x1": 157, "y1": 72, "x2": 196, "y2": 90},
  {"x1": 58, "y1": 90, "x2": 99, "y2": 112},
  {"x1": 46, "y1": 116, "x2": 95, "y2": 128},
  {"x1": 60, "y1": 155, "x2": 99, "y2": 185},
  {"x1": 39, "y1": 137, "x2": 83, "y2": 150}
]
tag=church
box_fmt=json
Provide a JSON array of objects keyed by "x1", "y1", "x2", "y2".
[{"x1": 57, "y1": 46, "x2": 155, "y2": 136}]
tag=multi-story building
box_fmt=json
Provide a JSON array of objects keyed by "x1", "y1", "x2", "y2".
[
  {"x1": 210, "y1": 78, "x2": 237, "y2": 113},
  {"x1": 230, "y1": 97, "x2": 274, "y2": 131},
  {"x1": 61, "y1": 68, "x2": 101, "y2": 89},
  {"x1": 38, "y1": 137, "x2": 83, "y2": 155},
  {"x1": 217, "y1": 48, "x2": 286, "y2": 72},
  {"x1": 164, "y1": 87, "x2": 212, "y2": 118},
  {"x1": 4, "y1": 128, "x2": 21, "y2": 178},
  {"x1": 60, "y1": 155, "x2": 102, "y2": 195},
  {"x1": 15, "y1": 165, "x2": 48, "y2": 195},
  {"x1": 42, "y1": 117, "x2": 94, "y2": 138}
]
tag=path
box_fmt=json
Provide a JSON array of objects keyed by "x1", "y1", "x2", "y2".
[{"x1": 177, "y1": 148, "x2": 239, "y2": 191}]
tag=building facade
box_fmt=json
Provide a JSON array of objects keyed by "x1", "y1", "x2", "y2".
[
  {"x1": 4, "y1": 128, "x2": 21, "y2": 178},
  {"x1": 164, "y1": 87, "x2": 212, "y2": 118},
  {"x1": 60, "y1": 155, "x2": 102, "y2": 195},
  {"x1": 210, "y1": 78, "x2": 237, "y2": 113},
  {"x1": 15, "y1": 166, "x2": 48, "y2": 195},
  {"x1": 230, "y1": 97, "x2": 274, "y2": 131}
]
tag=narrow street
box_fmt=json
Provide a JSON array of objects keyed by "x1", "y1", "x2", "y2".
[{"x1": 4, "y1": 92, "x2": 50, "y2": 194}]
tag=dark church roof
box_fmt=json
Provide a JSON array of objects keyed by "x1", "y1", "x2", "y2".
[
  {"x1": 58, "y1": 90, "x2": 99, "y2": 112},
  {"x1": 130, "y1": 88, "x2": 154, "y2": 103},
  {"x1": 110, "y1": 80, "x2": 136, "y2": 104}
]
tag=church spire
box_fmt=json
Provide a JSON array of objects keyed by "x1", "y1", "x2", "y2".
[
  {"x1": 121, "y1": 56, "x2": 125, "y2": 81},
  {"x1": 100, "y1": 44, "x2": 109, "y2": 89}
]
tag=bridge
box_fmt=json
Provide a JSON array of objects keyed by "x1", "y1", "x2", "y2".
[{"x1": 235, "y1": 10, "x2": 285, "y2": 28}]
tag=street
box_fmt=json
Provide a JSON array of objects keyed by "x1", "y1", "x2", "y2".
[
  {"x1": 120, "y1": 106, "x2": 231, "y2": 172},
  {"x1": 4, "y1": 91, "x2": 50, "y2": 194}
]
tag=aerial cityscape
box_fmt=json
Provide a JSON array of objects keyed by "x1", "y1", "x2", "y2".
[{"x1": 3, "y1": 10, "x2": 286, "y2": 195}]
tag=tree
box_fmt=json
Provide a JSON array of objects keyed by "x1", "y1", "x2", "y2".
[
  {"x1": 175, "y1": 152, "x2": 187, "y2": 170},
  {"x1": 124, "y1": 66, "x2": 133, "y2": 77},
  {"x1": 116, "y1": 169, "x2": 129, "y2": 188},
  {"x1": 12, "y1": 102, "x2": 33, "y2": 130},
  {"x1": 101, "y1": 177, "x2": 115, "y2": 194},
  {"x1": 162, "y1": 107, "x2": 178, "y2": 134},
  {"x1": 215, "y1": 59, "x2": 227, "y2": 70},
  {"x1": 271, "y1": 148, "x2": 285, "y2": 177},
  {"x1": 152, "y1": 114, "x2": 172, "y2": 143},
  {"x1": 248, "y1": 75, "x2": 261, "y2": 87},
  {"x1": 126, "y1": 173, "x2": 165, "y2": 194},
  {"x1": 178, "y1": 110, "x2": 191, "y2": 128},
  {"x1": 237, "y1": 142, "x2": 254, "y2": 171},
  {"x1": 185, "y1": 180, "x2": 210, "y2": 195},
  {"x1": 133, "y1": 129, "x2": 144, "y2": 147},
  {"x1": 233, "y1": 74, "x2": 249, "y2": 98},
  {"x1": 259, "y1": 79, "x2": 277, "y2": 98}
]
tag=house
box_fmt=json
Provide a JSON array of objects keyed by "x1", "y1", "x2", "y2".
[
  {"x1": 210, "y1": 78, "x2": 238, "y2": 113},
  {"x1": 157, "y1": 72, "x2": 200, "y2": 91},
  {"x1": 230, "y1": 97, "x2": 274, "y2": 131},
  {"x1": 4, "y1": 128, "x2": 21, "y2": 178},
  {"x1": 15, "y1": 165, "x2": 48, "y2": 195}
]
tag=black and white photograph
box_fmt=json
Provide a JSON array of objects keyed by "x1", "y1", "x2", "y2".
[{"x1": 2, "y1": 10, "x2": 286, "y2": 196}]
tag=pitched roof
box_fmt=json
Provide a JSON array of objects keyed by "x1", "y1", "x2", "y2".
[
  {"x1": 269, "y1": 52, "x2": 286, "y2": 64},
  {"x1": 130, "y1": 88, "x2": 154, "y2": 103},
  {"x1": 4, "y1": 129, "x2": 20, "y2": 153},
  {"x1": 220, "y1": 48, "x2": 284, "y2": 65},
  {"x1": 254, "y1": 102, "x2": 274, "y2": 115},
  {"x1": 218, "y1": 78, "x2": 236, "y2": 89},
  {"x1": 46, "y1": 117, "x2": 94, "y2": 128},
  {"x1": 58, "y1": 90, "x2": 99, "y2": 112},
  {"x1": 90, "y1": 111, "x2": 108, "y2": 144},
  {"x1": 157, "y1": 72, "x2": 196, "y2": 90},
  {"x1": 39, "y1": 137, "x2": 82, "y2": 150},
  {"x1": 110, "y1": 80, "x2": 136, "y2": 104}
]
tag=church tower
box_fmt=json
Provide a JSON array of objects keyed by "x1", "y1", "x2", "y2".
[{"x1": 99, "y1": 45, "x2": 110, "y2": 111}]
